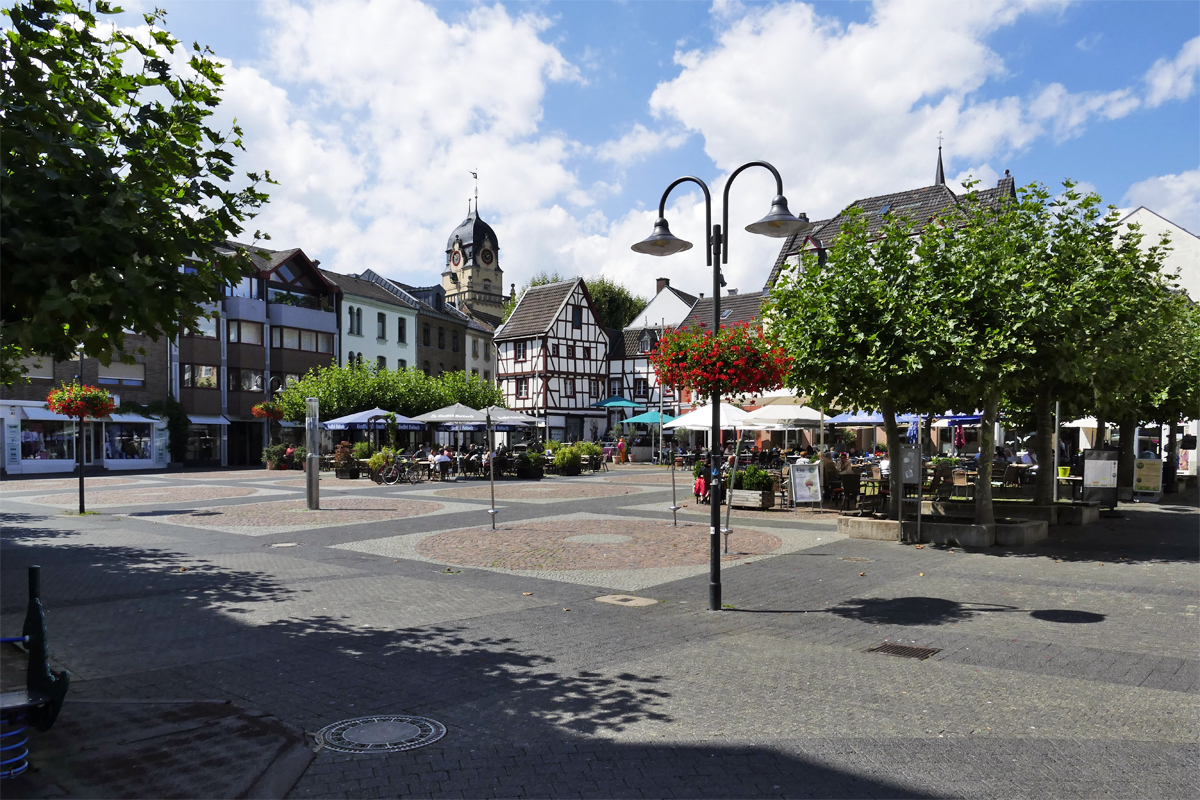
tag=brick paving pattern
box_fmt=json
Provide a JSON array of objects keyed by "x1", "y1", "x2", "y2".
[
  {"x1": 417, "y1": 518, "x2": 782, "y2": 570},
  {"x1": 604, "y1": 472, "x2": 680, "y2": 485},
  {"x1": 433, "y1": 482, "x2": 642, "y2": 501},
  {"x1": 152, "y1": 495, "x2": 444, "y2": 533},
  {"x1": 23, "y1": 484, "x2": 261, "y2": 508},
  {"x1": 0, "y1": 476, "x2": 141, "y2": 493}
]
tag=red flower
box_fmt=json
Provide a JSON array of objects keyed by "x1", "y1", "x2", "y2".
[{"x1": 46, "y1": 383, "x2": 115, "y2": 419}]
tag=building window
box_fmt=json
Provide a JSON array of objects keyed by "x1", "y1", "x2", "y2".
[
  {"x1": 227, "y1": 275, "x2": 259, "y2": 299},
  {"x1": 514, "y1": 341, "x2": 527, "y2": 361},
  {"x1": 483, "y1": 370, "x2": 490, "y2": 382},
  {"x1": 608, "y1": 378, "x2": 622, "y2": 397},
  {"x1": 186, "y1": 315, "x2": 218, "y2": 339},
  {"x1": 398, "y1": 318, "x2": 406, "y2": 344},
  {"x1": 571, "y1": 305, "x2": 583, "y2": 328},
  {"x1": 423, "y1": 360, "x2": 431, "y2": 375},
  {"x1": 229, "y1": 368, "x2": 264, "y2": 392},
  {"x1": 269, "y1": 372, "x2": 302, "y2": 393},
  {"x1": 663, "y1": 383, "x2": 674, "y2": 397},
  {"x1": 98, "y1": 362, "x2": 145, "y2": 386},
  {"x1": 347, "y1": 306, "x2": 356, "y2": 335},
  {"x1": 589, "y1": 379, "x2": 599, "y2": 397},
  {"x1": 566, "y1": 345, "x2": 575, "y2": 359},
  {"x1": 437, "y1": 327, "x2": 445, "y2": 349},
  {"x1": 17, "y1": 357, "x2": 54, "y2": 380},
  {"x1": 20, "y1": 421, "x2": 75, "y2": 460},
  {"x1": 399, "y1": 359, "x2": 407, "y2": 370},
  {"x1": 452, "y1": 331, "x2": 459, "y2": 353},
  {"x1": 472, "y1": 338, "x2": 479, "y2": 358},
  {"x1": 516, "y1": 377, "x2": 529, "y2": 398},
  {"x1": 104, "y1": 422, "x2": 152, "y2": 459},
  {"x1": 377, "y1": 312, "x2": 387, "y2": 340},
  {"x1": 583, "y1": 346, "x2": 591, "y2": 360},
  {"x1": 228, "y1": 320, "x2": 264, "y2": 345},
  {"x1": 564, "y1": 378, "x2": 575, "y2": 397},
  {"x1": 437, "y1": 362, "x2": 445, "y2": 375},
  {"x1": 551, "y1": 344, "x2": 559, "y2": 357},
  {"x1": 634, "y1": 378, "x2": 648, "y2": 398},
  {"x1": 356, "y1": 307, "x2": 363, "y2": 335},
  {"x1": 638, "y1": 336, "x2": 651, "y2": 354},
  {"x1": 484, "y1": 344, "x2": 491, "y2": 362},
  {"x1": 423, "y1": 324, "x2": 430, "y2": 346},
  {"x1": 471, "y1": 368, "x2": 479, "y2": 377},
  {"x1": 270, "y1": 327, "x2": 333, "y2": 353},
  {"x1": 377, "y1": 356, "x2": 386, "y2": 370},
  {"x1": 182, "y1": 364, "x2": 219, "y2": 389}
]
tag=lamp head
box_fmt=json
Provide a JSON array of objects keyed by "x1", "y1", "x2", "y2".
[
  {"x1": 745, "y1": 196, "x2": 810, "y2": 238},
  {"x1": 631, "y1": 218, "x2": 693, "y2": 256}
]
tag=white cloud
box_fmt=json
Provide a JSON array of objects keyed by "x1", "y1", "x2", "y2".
[
  {"x1": 1144, "y1": 36, "x2": 1200, "y2": 107},
  {"x1": 1123, "y1": 169, "x2": 1200, "y2": 235},
  {"x1": 1028, "y1": 84, "x2": 1139, "y2": 142},
  {"x1": 595, "y1": 124, "x2": 690, "y2": 167}
]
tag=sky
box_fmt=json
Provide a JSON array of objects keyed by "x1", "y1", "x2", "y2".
[{"x1": 108, "y1": 0, "x2": 1200, "y2": 301}]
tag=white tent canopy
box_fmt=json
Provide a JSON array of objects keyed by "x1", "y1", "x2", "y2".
[
  {"x1": 743, "y1": 404, "x2": 824, "y2": 425},
  {"x1": 663, "y1": 403, "x2": 749, "y2": 432},
  {"x1": 751, "y1": 389, "x2": 811, "y2": 406}
]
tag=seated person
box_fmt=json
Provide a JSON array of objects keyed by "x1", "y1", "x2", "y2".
[
  {"x1": 434, "y1": 449, "x2": 452, "y2": 479},
  {"x1": 837, "y1": 452, "x2": 854, "y2": 474}
]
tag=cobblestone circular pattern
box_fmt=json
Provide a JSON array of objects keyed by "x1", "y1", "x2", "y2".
[
  {"x1": 315, "y1": 715, "x2": 446, "y2": 754},
  {"x1": 433, "y1": 483, "x2": 641, "y2": 501},
  {"x1": 26, "y1": 485, "x2": 259, "y2": 509},
  {"x1": 159, "y1": 496, "x2": 443, "y2": 528},
  {"x1": 0, "y1": 476, "x2": 140, "y2": 493},
  {"x1": 604, "y1": 472, "x2": 680, "y2": 485},
  {"x1": 176, "y1": 470, "x2": 282, "y2": 481},
  {"x1": 564, "y1": 533, "x2": 633, "y2": 544},
  {"x1": 418, "y1": 519, "x2": 782, "y2": 570}
]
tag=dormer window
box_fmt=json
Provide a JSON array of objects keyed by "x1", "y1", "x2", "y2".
[
  {"x1": 638, "y1": 335, "x2": 651, "y2": 354},
  {"x1": 721, "y1": 309, "x2": 732, "y2": 320}
]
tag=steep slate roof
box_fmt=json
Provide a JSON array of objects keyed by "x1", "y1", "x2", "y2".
[
  {"x1": 764, "y1": 171, "x2": 1019, "y2": 291},
  {"x1": 494, "y1": 279, "x2": 578, "y2": 341},
  {"x1": 320, "y1": 269, "x2": 417, "y2": 308},
  {"x1": 680, "y1": 291, "x2": 766, "y2": 330},
  {"x1": 610, "y1": 328, "x2": 661, "y2": 359},
  {"x1": 468, "y1": 309, "x2": 503, "y2": 329},
  {"x1": 446, "y1": 209, "x2": 499, "y2": 253},
  {"x1": 665, "y1": 286, "x2": 699, "y2": 306},
  {"x1": 221, "y1": 241, "x2": 339, "y2": 295}
]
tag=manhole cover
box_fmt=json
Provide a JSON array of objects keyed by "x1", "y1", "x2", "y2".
[
  {"x1": 868, "y1": 643, "x2": 941, "y2": 660},
  {"x1": 595, "y1": 594, "x2": 657, "y2": 607},
  {"x1": 564, "y1": 533, "x2": 633, "y2": 544},
  {"x1": 315, "y1": 715, "x2": 446, "y2": 753}
]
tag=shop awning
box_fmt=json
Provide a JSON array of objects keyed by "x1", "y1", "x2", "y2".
[
  {"x1": 21, "y1": 407, "x2": 66, "y2": 421},
  {"x1": 188, "y1": 415, "x2": 230, "y2": 425},
  {"x1": 109, "y1": 412, "x2": 158, "y2": 423}
]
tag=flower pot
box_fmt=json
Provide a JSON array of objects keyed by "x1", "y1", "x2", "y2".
[
  {"x1": 515, "y1": 466, "x2": 543, "y2": 480},
  {"x1": 730, "y1": 489, "x2": 775, "y2": 510},
  {"x1": 561, "y1": 463, "x2": 582, "y2": 477},
  {"x1": 265, "y1": 460, "x2": 277, "y2": 470},
  {"x1": 335, "y1": 468, "x2": 360, "y2": 480}
]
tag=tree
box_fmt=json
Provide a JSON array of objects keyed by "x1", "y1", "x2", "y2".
[
  {"x1": 1, "y1": 0, "x2": 271, "y2": 385},
  {"x1": 586, "y1": 276, "x2": 648, "y2": 329},
  {"x1": 274, "y1": 363, "x2": 505, "y2": 422}
]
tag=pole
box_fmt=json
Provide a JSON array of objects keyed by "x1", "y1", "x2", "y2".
[
  {"x1": 659, "y1": 317, "x2": 665, "y2": 465},
  {"x1": 710, "y1": 223, "x2": 723, "y2": 611},
  {"x1": 305, "y1": 397, "x2": 320, "y2": 510},
  {"x1": 487, "y1": 410, "x2": 498, "y2": 529},
  {"x1": 723, "y1": 431, "x2": 744, "y2": 553},
  {"x1": 77, "y1": 348, "x2": 84, "y2": 514},
  {"x1": 1053, "y1": 400, "x2": 1060, "y2": 504},
  {"x1": 915, "y1": 416, "x2": 923, "y2": 544}
]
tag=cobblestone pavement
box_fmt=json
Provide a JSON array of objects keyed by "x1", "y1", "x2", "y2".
[
  {"x1": 0, "y1": 468, "x2": 1196, "y2": 799},
  {"x1": 22, "y1": 484, "x2": 263, "y2": 508},
  {"x1": 432, "y1": 482, "x2": 643, "y2": 502}
]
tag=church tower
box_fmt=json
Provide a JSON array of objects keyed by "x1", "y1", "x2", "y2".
[{"x1": 442, "y1": 205, "x2": 506, "y2": 325}]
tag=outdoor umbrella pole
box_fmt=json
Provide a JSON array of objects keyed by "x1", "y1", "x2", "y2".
[{"x1": 487, "y1": 412, "x2": 497, "y2": 529}]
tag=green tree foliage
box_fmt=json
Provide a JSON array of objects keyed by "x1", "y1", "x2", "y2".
[
  {"x1": 274, "y1": 363, "x2": 504, "y2": 422},
  {"x1": 1, "y1": 0, "x2": 271, "y2": 385},
  {"x1": 586, "y1": 276, "x2": 648, "y2": 329}
]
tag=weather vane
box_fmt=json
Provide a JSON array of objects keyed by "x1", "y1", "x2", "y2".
[{"x1": 470, "y1": 170, "x2": 479, "y2": 214}]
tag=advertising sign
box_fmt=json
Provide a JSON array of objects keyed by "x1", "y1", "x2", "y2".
[
  {"x1": 1083, "y1": 458, "x2": 1117, "y2": 488},
  {"x1": 789, "y1": 462, "x2": 821, "y2": 503},
  {"x1": 899, "y1": 443, "x2": 921, "y2": 485},
  {"x1": 1134, "y1": 459, "x2": 1162, "y2": 492}
]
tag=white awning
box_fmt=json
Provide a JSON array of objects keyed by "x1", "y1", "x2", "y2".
[
  {"x1": 188, "y1": 415, "x2": 230, "y2": 426},
  {"x1": 21, "y1": 407, "x2": 67, "y2": 421},
  {"x1": 109, "y1": 413, "x2": 158, "y2": 423}
]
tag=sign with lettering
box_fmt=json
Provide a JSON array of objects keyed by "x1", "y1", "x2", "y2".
[
  {"x1": 789, "y1": 462, "x2": 821, "y2": 503},
  {"x1": 1083, "y1": 458, "x2": 1117, "y2": 488},
  {"x1": 1134, "y1": 459, "x2": 1162, "y2": 492}
]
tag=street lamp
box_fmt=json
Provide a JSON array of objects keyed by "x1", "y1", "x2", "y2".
[{"x1": 632, "y1": 160, "x2": 809, "y2": 611}]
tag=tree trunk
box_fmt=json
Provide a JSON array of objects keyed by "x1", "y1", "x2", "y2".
[
  {"x1": 880, "y1": 398, "x2": 902, "y2": 521},
  {"x1": 1117, "y1": 417, "x2": 1137, "y2": 491},
  {"x1": 1163, "y1": 421, "x2": 1178, "y2": 494},
  {"x1": 1033, "y1": 389, "x2": 1055, "y2": 506},
  {"x1": 974, "y1": 392, "x2": 1000, "y2": 527},
  {"x1": 1094, "y1": 414, "x2": 1107, "y2": 450}
]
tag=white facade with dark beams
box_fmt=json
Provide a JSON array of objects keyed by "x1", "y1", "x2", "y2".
[{"x1": 493, "y1": 278, "x2": 609, "y2": 442}]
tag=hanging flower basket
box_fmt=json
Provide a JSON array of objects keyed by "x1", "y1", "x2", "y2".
[
  {"x1": 650, "y1": 322, "x2": 791, "y2": 397},
  {"x1": 46, "y1": 383, "x2": 116, "y2": 419},
  {"x1": 251, "y1": 401, "x2": 285, "y2": 421}
]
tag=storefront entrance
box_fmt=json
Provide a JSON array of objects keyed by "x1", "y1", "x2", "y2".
[{"x1": 228, "y1": 421, "x2": 263, "y2": 467}]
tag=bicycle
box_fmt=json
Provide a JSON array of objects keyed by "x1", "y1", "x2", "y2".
[{"x1": 377, "y1": 455, "x2": 402, "y2": 485}]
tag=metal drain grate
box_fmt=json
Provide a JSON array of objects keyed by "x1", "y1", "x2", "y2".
[
  {"x1": 315, "y1": 715, "x2": 445, "y2": 754},
  {"x1": 868, "y1": 643, "x2": 941, "y2": 660}
]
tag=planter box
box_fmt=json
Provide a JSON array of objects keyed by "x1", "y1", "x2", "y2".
[
  {"x1": 335, "y1": 468, "x2": 360, "y2": 480},
  {"x1": 1056, "y1": 502, "x2": 1100, "y2": 526},
  {"x1": 995, "y1": 519, "x2": 1048, "y2": 546},
  {"x1": 560, "y1": 463, "x2": 582, "y2": 477},
  {"x1": 905, "y1": 519, "x2": 995, "y2": 548},
  {"x1": 840, "y1": 517, "x2": 901, "y2": 540},
  {"x1": 515, "y1": 466, "x2": 543, "y2": 480},
  {"x1": 730, "y1": 489, "x2": 774, "y2": 510}
]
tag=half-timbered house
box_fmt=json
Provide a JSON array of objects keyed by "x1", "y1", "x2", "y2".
[{"x1": 494, "y1": 278, "x2": 609, "y2": 442}]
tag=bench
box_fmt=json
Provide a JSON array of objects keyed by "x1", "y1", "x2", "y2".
[{"x1": 1, "y1": 566, "x2": 70, "y2": 780}]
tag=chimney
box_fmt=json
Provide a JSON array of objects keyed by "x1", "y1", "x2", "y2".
[
  {"x1": 699, "y1": 292, "x2": 705, "y2": 298},
  {"x1": 727, "y1": 288, "x2": 738, "y2": 296},
  {"x1": 656, "y1": 277, "x2": 670, "y2": 295}
]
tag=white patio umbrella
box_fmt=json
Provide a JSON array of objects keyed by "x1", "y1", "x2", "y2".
[
  {"x1": 752, "y1": 388, "x2": 812, "y2": 406},
  {"x1": 743, "y1": 404, "x2": 824, "y2": 451},
  {"x1": 413, "y1": 404, "x2": 489, "y2": 482},
  {"x1": 664, "y1": 402, "x2": 748, "y2": 449}
]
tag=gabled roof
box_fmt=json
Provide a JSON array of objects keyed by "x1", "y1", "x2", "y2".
[
  {"x1": 765, "y1": 171, "x2": 1019, "y2": 291},
  {"x1": 467, "y1": 309, "x2": 503, "y2": 329},
  {"x1": 320, "y1": 269, "x2": 416, "y2": 309},
  {"x1": 665, "y1": 285, "x2": 698, "y2": 306},
  {"x1": 611, "y1": 328, "x2": 660, "y2": 359},
  {"x1": 495, "y1": 279, "x2": 579, "y2": 341},
  {"x1": 680, "y1": 291, "x2": 765, "y2": 330},
  {"x1": 221, "y1": 241, "x2": 339, "y2": 295}
]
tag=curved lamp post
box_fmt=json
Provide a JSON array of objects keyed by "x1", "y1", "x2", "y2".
[{"x1": 632, "y1": 160, "x2": 809, "y2": 611}]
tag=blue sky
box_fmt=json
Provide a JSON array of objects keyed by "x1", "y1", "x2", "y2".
[{"x1": 112, "y1": 0, "x2": 1199, "y2": 297}]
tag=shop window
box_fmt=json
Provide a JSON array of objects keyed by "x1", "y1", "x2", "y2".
[
  {"x1": 105, "y1": 422, "x2": 152, "y2": 459},
  {"x1": 20, "y1": 421, "x2": 75, "y2": 460},
  {"x1": 183, "y1": 364, "x2": 219, "y2": 389},
  {"x1": 185, "y1": 424, "x2": 220, "y2": 461}
]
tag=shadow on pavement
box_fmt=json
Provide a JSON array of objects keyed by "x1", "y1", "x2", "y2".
[{"x1": 0, "y1": 509, "x2": 933, "y2": 799}]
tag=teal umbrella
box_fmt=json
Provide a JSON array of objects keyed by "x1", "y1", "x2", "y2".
[
  {"x1": 592, "y1": 396, "x2": 641, "y2": 408},
  {"x1": 621, "y1": 410, "x2": 675, "y2": 425}
]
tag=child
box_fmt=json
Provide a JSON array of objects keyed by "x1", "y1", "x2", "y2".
[{"x1": 693, "y1": 473, "x2": 708, "y2": 505}]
